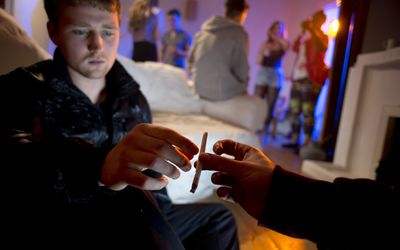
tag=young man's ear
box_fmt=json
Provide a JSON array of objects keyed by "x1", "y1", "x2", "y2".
[{"x1": 47, "y1": 21, "x2": 59, "y2": 46}]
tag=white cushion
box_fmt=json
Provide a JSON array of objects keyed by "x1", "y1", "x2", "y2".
[
  {"x1": 200, "y1": 95, "x2": 268, "y2": 132},
  {"x1": 117, "y1": 55, "x2": 201, "y2": 113},
  {"x1": 0, "y1": 9, "x2": 51, "y2": 75},
  {"x1": 117, "y1": 54, "x2": 202, "y2": 114}
]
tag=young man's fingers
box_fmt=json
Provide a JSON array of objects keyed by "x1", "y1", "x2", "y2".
[
  {"x1": 127, "y1": 134, "x2": 192, "y2": 172},
  {"x1": 125, "y1": 151, "x2": 182, "y2": 179},
  {"x1": 140, "y1": 124, "x2": 199, "y2": 155},
  {"x1": 121, "y1": 167, "x2": 169, "y2": 190}
]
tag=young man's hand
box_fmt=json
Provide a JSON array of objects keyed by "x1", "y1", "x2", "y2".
[{"x1": 101, "y1": 124, "x2": 199, "y2": 191}]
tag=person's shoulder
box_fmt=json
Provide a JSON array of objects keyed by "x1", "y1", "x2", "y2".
[
  {"x1": 1, "y1": 60, "x2": 56, "y2": 93},
  {"x1": 0, "y1": 59, "x2": 54, "y2": 93},
  {"x1": 1, "y1": 59, "x2": 52, "y2": 78},
  {"x1": 22, "y1": 59, "x2": 55, "y2": 79},
  {"x1": 236, "y1": 26, "x2": 248, "y2": 39}
]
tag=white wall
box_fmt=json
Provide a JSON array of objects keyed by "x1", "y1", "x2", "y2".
[{"x1": 11, "y1": 0, "x2": 49, "y2": 52}]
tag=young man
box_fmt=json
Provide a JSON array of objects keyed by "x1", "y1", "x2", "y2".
[
  {"x1": 160, "y1": 8, "x2": 191, "y2": 68},
  {"x1": 187, "y1": 0, "x2": 249, "y2": 101},
  {"x1": 0, "y1": 1, "x2": 238, "y2": 248}
]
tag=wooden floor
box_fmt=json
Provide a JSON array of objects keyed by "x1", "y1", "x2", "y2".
[{"x1": 259, "y1": 133, "x2": 304, "y2": 174}]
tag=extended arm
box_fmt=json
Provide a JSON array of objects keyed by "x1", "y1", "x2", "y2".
[{"x1": 200, "y1": 139, "x2": 400, "y2": 249}]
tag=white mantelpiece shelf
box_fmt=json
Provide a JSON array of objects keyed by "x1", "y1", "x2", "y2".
[
  {"x1": 302, "y1": 160, "x2": 356, "y2": 181},
  {"x1": 302, "y1": 46, "x2": 400, "y2": 182}
]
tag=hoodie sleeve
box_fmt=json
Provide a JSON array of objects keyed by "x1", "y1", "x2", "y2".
[
  {"x1": 230, "y1": 29, "x2": 249, "y2": 85},
  {"x1": 187, "y1": 32, "x2": 199, "y2": 77}
]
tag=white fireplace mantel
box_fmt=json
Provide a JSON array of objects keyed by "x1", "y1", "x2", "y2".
[{"x1": 302, "y1": 46, "x2": 400, "y2": 181}]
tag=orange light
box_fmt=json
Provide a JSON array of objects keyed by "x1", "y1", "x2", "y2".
[{"x1": 329, "y1": 19, "x2": 339, "y2": 37}]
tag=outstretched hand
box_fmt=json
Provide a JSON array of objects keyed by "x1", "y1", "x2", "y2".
[
  {"x1": 199, "y1": 139, "x2": 276, "y2": 220},
  {"x1": 101, "y1": 124, "x2": 199, "y2": 191}
]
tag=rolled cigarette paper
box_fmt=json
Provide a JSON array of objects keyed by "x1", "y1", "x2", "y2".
[{"x1": 190, "y1": 132, "x2": 208, "y2": 193}]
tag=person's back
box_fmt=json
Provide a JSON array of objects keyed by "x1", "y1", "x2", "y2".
[
  {"x1": 188, "y1": 0, "x2": 249, "y2": 101},
  {"x1": 129, "y1": 0, "x2": 160, "y2": 62}
]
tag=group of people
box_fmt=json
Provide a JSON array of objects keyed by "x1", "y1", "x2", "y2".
[
  {"x1": 129, "y1": 0, "x2": 250, "y2": 102},
  {"x1": 255, "y1": 10, "x2": 329, "y2": 151},
  {"x1": 1, "y1": 0, "x2": 399, "y2": 249},
  {"x1": 129, "y1": 0, "x2": 330, "y2": 150}
]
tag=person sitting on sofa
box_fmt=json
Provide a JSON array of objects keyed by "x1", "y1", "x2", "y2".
[
  {"x1": 0, "y1": 0, "x2": 239, "y2": 248},
  {"x1": 187, "y1": 0, "x2": 250, "y2": 101}
]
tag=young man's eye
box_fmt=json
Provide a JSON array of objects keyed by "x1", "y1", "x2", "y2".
[
  {"x1": 72, "y1": 30, "x2": 88, "y2": 36},
  {"x1": 102, "y1": 31, "x2": 114, "y2": 37}
]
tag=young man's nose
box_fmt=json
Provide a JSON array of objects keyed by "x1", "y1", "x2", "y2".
[{"x1": 88, "y1": 32, "x2": 103, "y2": 51}]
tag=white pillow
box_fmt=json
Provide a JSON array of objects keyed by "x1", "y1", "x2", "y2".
[
  {"x1": 117, "y1": 54, "x2": 202, "y2": 114},
  {"x1": 0, "y1": 9, "x2": 51, "y2": 75},
  {"x1": 201, "y1": 95, "x2": 268, "y2": 132}
]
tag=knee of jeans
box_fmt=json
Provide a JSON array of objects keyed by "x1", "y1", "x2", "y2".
[{"x1": 213, "y1": 203, "x2": 234, "y2": 215}]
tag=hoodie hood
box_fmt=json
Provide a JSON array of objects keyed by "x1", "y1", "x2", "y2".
[{"x1": 201, "y1": 16, "x2": 243, "y2": 33}]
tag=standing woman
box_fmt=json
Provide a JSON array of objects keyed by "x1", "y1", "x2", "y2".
[
  {"x1": 254, "y1": 21, "x2": 289, "y2": 133},
  {"x1": 129, "y1": 0, "x2": 160, "y2": 62}
]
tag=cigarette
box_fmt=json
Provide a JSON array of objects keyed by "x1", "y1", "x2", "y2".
[{"x1": 190, "y1": 132, "x2": 208, "y2": 193}]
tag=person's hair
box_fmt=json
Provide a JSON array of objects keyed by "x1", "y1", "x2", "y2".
[
  {"x1": 268, "y1": 20, "x2": 285, "y2": 41},
  {"x1": 312, "y1": 9, "x2": 327, "y2": 23},
  {"x1": 167, "y1": 8, "x2": 181, "y2": 17},
  {"x1": 129, "y1": 0, "x2": 158, "y2": 31},
  {"x1": 44, "y1": 0, "x2": 121, "y2": 27},
  {"x1": 224, "y1": 0, "x2": 249, "y2": 19}
]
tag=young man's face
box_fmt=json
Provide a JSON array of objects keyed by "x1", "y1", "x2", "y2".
[
  {"x1": 167, "y1": 14, "x2": 180, "y2": 30},
  {"x1": 49, "y1": 5, "x2": 120, "y2": 80}
]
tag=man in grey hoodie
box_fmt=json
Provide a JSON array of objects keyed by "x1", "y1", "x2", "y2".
[{"x1": 187, "y1": 0, "x2": 249, "y2": 101}]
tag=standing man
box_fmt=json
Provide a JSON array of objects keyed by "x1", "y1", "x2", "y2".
[
  {"x1": 187, "y1": 0, "x2": 249, "y2": 101},
  {"x1": 284, "y1": 10, "x2": 329, "y2": 149},
  {"x1": 160, "y1": 8, "x2": 191, "y2": 68}
]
